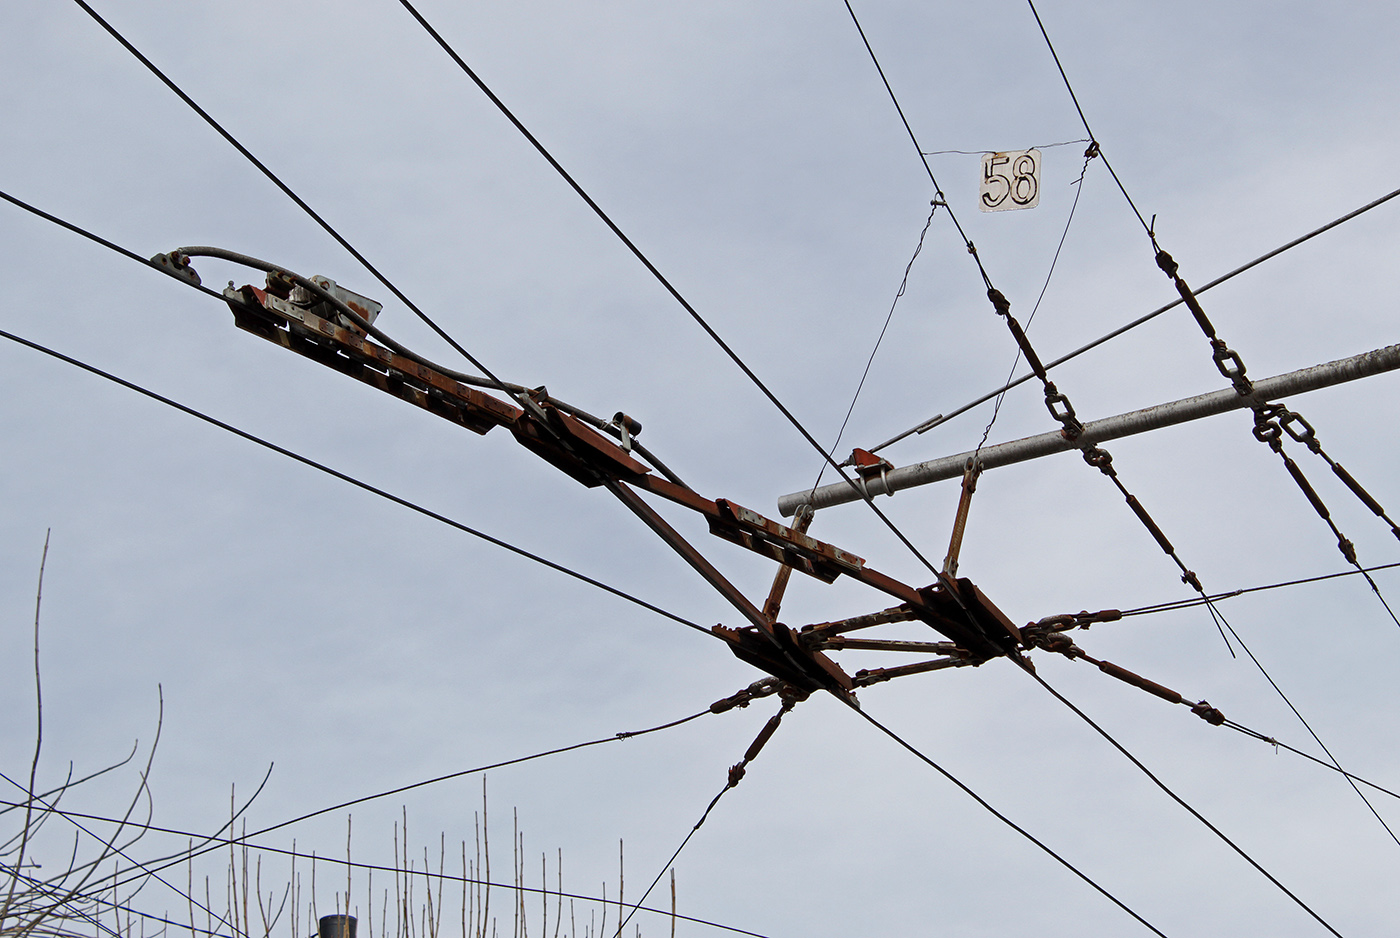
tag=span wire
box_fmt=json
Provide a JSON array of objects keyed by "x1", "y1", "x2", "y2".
[
  {"x1": 0, "y1": 802, "x2": 769, "y2": 938},
  {"x1": 1119, "y1": 561, "x2": 1400, "y2": 619},
  {"x1": 66, "y1": 0, "x2": 548, "y2": 427},
  {"x1": 866, "y1": 182, "x2": 1400, "y2": 456},
  {"x1": 0, "y1": 709, "x2": 716, "y2": 920}
]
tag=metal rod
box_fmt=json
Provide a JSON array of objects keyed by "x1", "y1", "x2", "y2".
[{"x1": 779, "y1": 342, "x2": 1400, "y2": 515}]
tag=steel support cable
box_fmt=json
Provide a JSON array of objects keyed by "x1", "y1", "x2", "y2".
[
  {"x1": 1220, "y1": 721, "x2": 1400, "y2": 802},
  {"x1": 866, "y1": 183, "x2": 1400, "y2": 457},
  {"x1": 917, "y1": 3, "x2": 1400, "y2": 846},
  {"x1": 975, "y1": 153, "x2": 1093, "y2": 455},
  {"x1": 6, "y1": 709, "x2": 714, "y2": 914},
  {"x1": 0, "y1": 804, "x2": 770, "y2": 938},
  {"x1": 0, "y1": 319, "x2": 710, "y2": 639},
  {"x1": 1024, "y1": 0, "x2": 1151, "y2": 236},
  {"x1": 1, "y1": 866, "x2": 129, "y2": 938},
  {"x1": 614, "y1": 696, "x2": 797, "y2": 937},
  {"x1": 0, "y1": 770, "x2": 226, "y2": 936},
  {"x1": 846, "y1": 704, "x2": 1171, "y2": 938},
  {"x1": 1025, "y1": 0, "x2": 1400, "y2": 618},
  {"x1": 1119, "y1": 561, "x2": 1400, "y2": 618},
  {"x1": 389, "y1": 0, "x2": 982, "y2": 621},
  {"x1": 1023, "y1": 635, "x2": 1400, "y2": 801},
  {"x1": 1201, "y1": 600, "x2": 1400, "y2": 851},
  {"x1": 65, "y1": 2, "x2": 552, "y2": 428},
  {"x1": 807, "y1": 200, "x2": 938, "y2": 497},
  {"x1": 841, "y1": 0, "x2": 993, "y2": 289},
  {"x1": 1024, "y1": 672, "x2": 1347, "y2": 936},
  {"x1": 895, "y1": 154, "x2": 1398, "y2": 853}
]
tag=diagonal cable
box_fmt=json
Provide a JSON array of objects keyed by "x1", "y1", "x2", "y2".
[
  {"x1": 66, "y1": 0, "x2": 548, "y2": 423},
  {"x1": 1026, "y1": 670, "x2": 1347, "y2": 936}
]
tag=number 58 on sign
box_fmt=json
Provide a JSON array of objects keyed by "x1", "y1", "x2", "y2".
[{"x1": 980, "y1": 149, "x2": 1040, "y2": 211}]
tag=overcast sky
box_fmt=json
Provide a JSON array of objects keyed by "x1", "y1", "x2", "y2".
[{"x1": 3, "y1": 2, "x2": 1400, "y2": 936}]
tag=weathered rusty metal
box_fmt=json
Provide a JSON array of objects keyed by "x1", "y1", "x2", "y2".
[
  {"x1": 224, "y1": 285, "x2": 522, "y2": 435},
  {"x1": 852, "y1": 656, "x2": 975, "y2": 687},
  {"x1": 220, "y1": 277, "x2": 1032, "y2": 693},
  {"x1": 762, "y1": 505, "x2": 813, "y2": 622},
  {"x1": 810, "y1": 636, "x2": 966, "y2": 654},
  {"x1": 942, "y1": 459, "x2": 980, "y2": 577},
  {"x1": 799, "y1": 605, "x2": 917, "y2": 640}
]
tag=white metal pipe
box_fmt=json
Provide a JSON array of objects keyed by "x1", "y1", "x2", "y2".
[{"x1": 778, "y1": 342, "x2": 1400, "y2": 516}]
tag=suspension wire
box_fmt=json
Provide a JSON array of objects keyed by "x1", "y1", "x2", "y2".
[
  {"x1": 922, "y1": 138, "x2": 1090, "y2": 156},
  {"x1": 389, "y1": 0, "x2": 988, "y2": 633},
  {"x1": 1025, "y1": 0, "x2": 1150, "y2": 237},
  {"x1": 846, "y1": 704, "x2": 1171, "y2": 937},
  {"x1": 1206, "y1": 602, "x2": 1400, "y2": 853},
  {"x1": 1119, "y1": 561, "x2": 1400, "y2": 619},
  {"x1": 0, "y1": 326, "x2": 711, "y2": 640},
  {"x1": 840, "y1": 0, "x2": 992, "y2": 289},
  {"x1": 1028, "y1": 672, "x2": 1355, "y2": 936},
  {"x1": 64, "y1": 1, "x2": 552, "y2": 426},
  {"x1": 614, "y1": 696, "x2": 798, "y2": 937},
  {"x1": 975, "y1": 152, "x2": 1093, "y2": 455},
  {"x1": 1025, "y1": 0, "x2": 1400, "y2": 626},
  {"x1": 6, "y1": 708, "x2": 714, "y2": 913},
  {"x1": 0, "y1": 770, "x2": 227, "y2": 935},
  {"x1": 867, "y1": 183, "x2": 1400, "y2": 457},
  {"x1": 808, "y1": 200, "x2": 938, "y2": 496},
  {"x1": 0, "y1": 803, "x2": 771, "y2": 938},
  {"x1": 1221, "y1": 721, "x2": 1400, "y2": 802}
]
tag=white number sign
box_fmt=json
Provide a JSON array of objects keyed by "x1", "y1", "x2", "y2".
[{"x1": 979, "y1": 148, "x2": 1041, "y2": 212}]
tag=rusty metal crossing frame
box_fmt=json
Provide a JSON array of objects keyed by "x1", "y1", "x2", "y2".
[{"x1": 220, "y1": 278, "x2": 1030, "y2": 701}]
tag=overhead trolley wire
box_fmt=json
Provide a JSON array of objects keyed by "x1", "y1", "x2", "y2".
[
  {"x1": 389, "y1": 0, "x2": 994, "y2": 635},
  {"x1": 0, "y1": 186, "x2": 711, "y2": 639},
  {"x1": 1025, "y1": 671, "x2": 1348, "y2": 936},
  {"x1": 848, "y1": 704, "x2": 1171, "y2": 938},
  {"x1": 1025, "y1": 0, "x2": 1150, "y2": 237},
  {"x1": 841, "y1": 0, "x2": 994, "y2": 289},
  {"x1": 5, "y1": 706, "x2": 717, "y2": 919},
  {"x1": 66, "y1": 0, "x2": 551, "y2": 427}
]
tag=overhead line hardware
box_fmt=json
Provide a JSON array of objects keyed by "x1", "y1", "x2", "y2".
[
  {"x1": 186, "y1": 254, "x2": 1034, "y2": 698},
  {"x1": 779, "y1": 342, "x2": 1400, "y2": 515},
  {"x1": 861, "y1": 183, "x2": 1400, "y2": 458}
]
